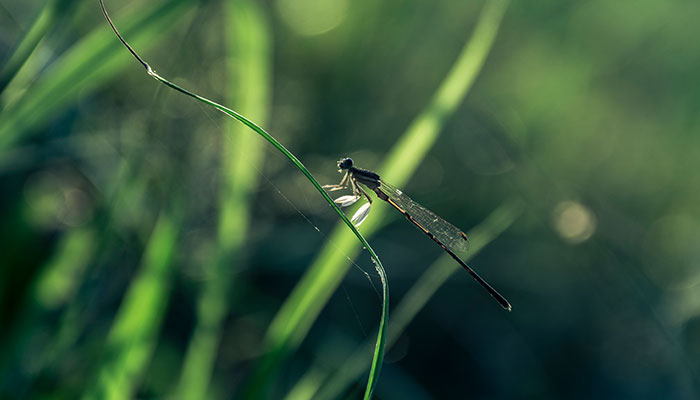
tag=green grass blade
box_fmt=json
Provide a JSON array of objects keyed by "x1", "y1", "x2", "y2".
[
  {"x1": 250, "y1": 0, "x2": 511, "y2": 395},
  {"x1": 0, "y1": 0, "x2": 73, "y2": 93},
  {"x1": 33, "y1": 227, "x2": 96, "y2": 309},
  {"x1": 380, "y1": 0, "x2": 511, "y2": 186},
  {"x1": 0, "y1": 0, "x2": 197, "y2": 152},
  {"x1": 82, "y1": 206, "x2": 182, "y2": 400},
  {"x1": 175, "y1": 0, "x2": 272, "y2": 398},
  {"x1": 0, "y1": 225, "x2": 96, "y2": 392},
  {"x1": 97, "y1": 1, "x2": 389, "y2": 398},
  {"x1": 15, "y1": 139, "x2": 160, "y2": 394},
  {"x1": 362, "y1": 267, "x2": 388, "y2": 400}
]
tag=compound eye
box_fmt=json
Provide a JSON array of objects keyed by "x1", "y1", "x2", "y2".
[{"x1": 337, "y1": 158, "x2": 351, "y2": 169}]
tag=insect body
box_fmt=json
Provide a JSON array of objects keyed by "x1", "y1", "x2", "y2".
[{"x1": 324, "y1": 158, "x2": 511, "y2": 310}]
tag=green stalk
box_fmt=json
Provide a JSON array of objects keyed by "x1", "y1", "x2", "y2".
[
  {"x1": 25, "y1": 138, "x2": 158, "y2": 394},
  {"x1": 82, "y1": 206, "x2": 182, "y2": 400},
  {"x1": 176, "y1": 0, "x2": 271, "y2": 398},
  {"x1": 248, "y1": 0, "x2": 510, "y2": 397},
  {"x1": 0, "y1": 225, "x2": 96, "y2": 392},
  {"x1": 98, "y1": 1, "x2": 389, "y2": 398},
  {"x1": 33, "y1": 227, "x2": 96, "y2": 309},
  {"x1": 0, "y1": 0, "x2": 73, "y2": 93}
]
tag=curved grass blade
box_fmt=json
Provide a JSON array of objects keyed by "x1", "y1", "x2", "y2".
[
  {"x1": 251, "y1": 0, "x2": 511, "y2": 397},
  {"x1": 98, "y1": 1, "x2": 389, "y2": 398}
]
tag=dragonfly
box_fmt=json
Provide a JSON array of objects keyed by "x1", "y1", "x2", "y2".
[{"x1": 324, "y1": 157, "x2": 511, "y2": 311}]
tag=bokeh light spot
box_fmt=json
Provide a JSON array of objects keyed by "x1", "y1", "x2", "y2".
[
  {"x1": 551, "y1": 200, "x2": 597, "y2": 244},
  {"x1": 276, "y1": 0, "x2": 348, "y2": 36}
]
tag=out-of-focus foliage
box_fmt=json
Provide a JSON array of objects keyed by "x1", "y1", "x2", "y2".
[{"x1": 1, "y1": 0, "x2": 700, "y2": 399}]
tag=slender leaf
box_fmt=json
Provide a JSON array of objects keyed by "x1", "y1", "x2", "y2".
[
  {"x1": 0, "y1": 0, "x2": 75, "y2": 93},
  {"x1": 82, "y1": 206, "x2": 182, "y2": 400},
  {"x1": 97, "y1": 0, "x2": 389, "y2": 398}
]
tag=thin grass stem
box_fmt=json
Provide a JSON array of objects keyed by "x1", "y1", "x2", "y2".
[{"x1": 97, "y1": 1, "x2": 389, "y2": 398}]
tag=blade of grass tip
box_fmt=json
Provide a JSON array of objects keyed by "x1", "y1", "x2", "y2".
[
  {"x1": 81, "y1": 206, "x2": 182, "y2": 400},
  {"x1": 97, "y1": 0, "x2": 380, "y2": 246},
  {"x1": 248, "y1": 0, "x2": 511, "y2": 395},
  {"x1": 0, "y1": 0, "x2": 197, "y2": 153},
  {"x1": 312, "y1": 199, "x2": 523, "y2": 400},
  {"x1": 97, "y1": 1, "x2": 389, "y2": 398},
  {"x1": 175, "y1": 0, "x2": 271, "y2": 398}
]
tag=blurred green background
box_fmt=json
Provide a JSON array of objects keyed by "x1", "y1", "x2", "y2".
[{"x1": 2, "y1": 0, "x2": 700, "y2": 399}]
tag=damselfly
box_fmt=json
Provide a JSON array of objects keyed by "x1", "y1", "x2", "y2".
[{"x1": 324, "y1": 157, "x2": 511, "y2": 311}]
